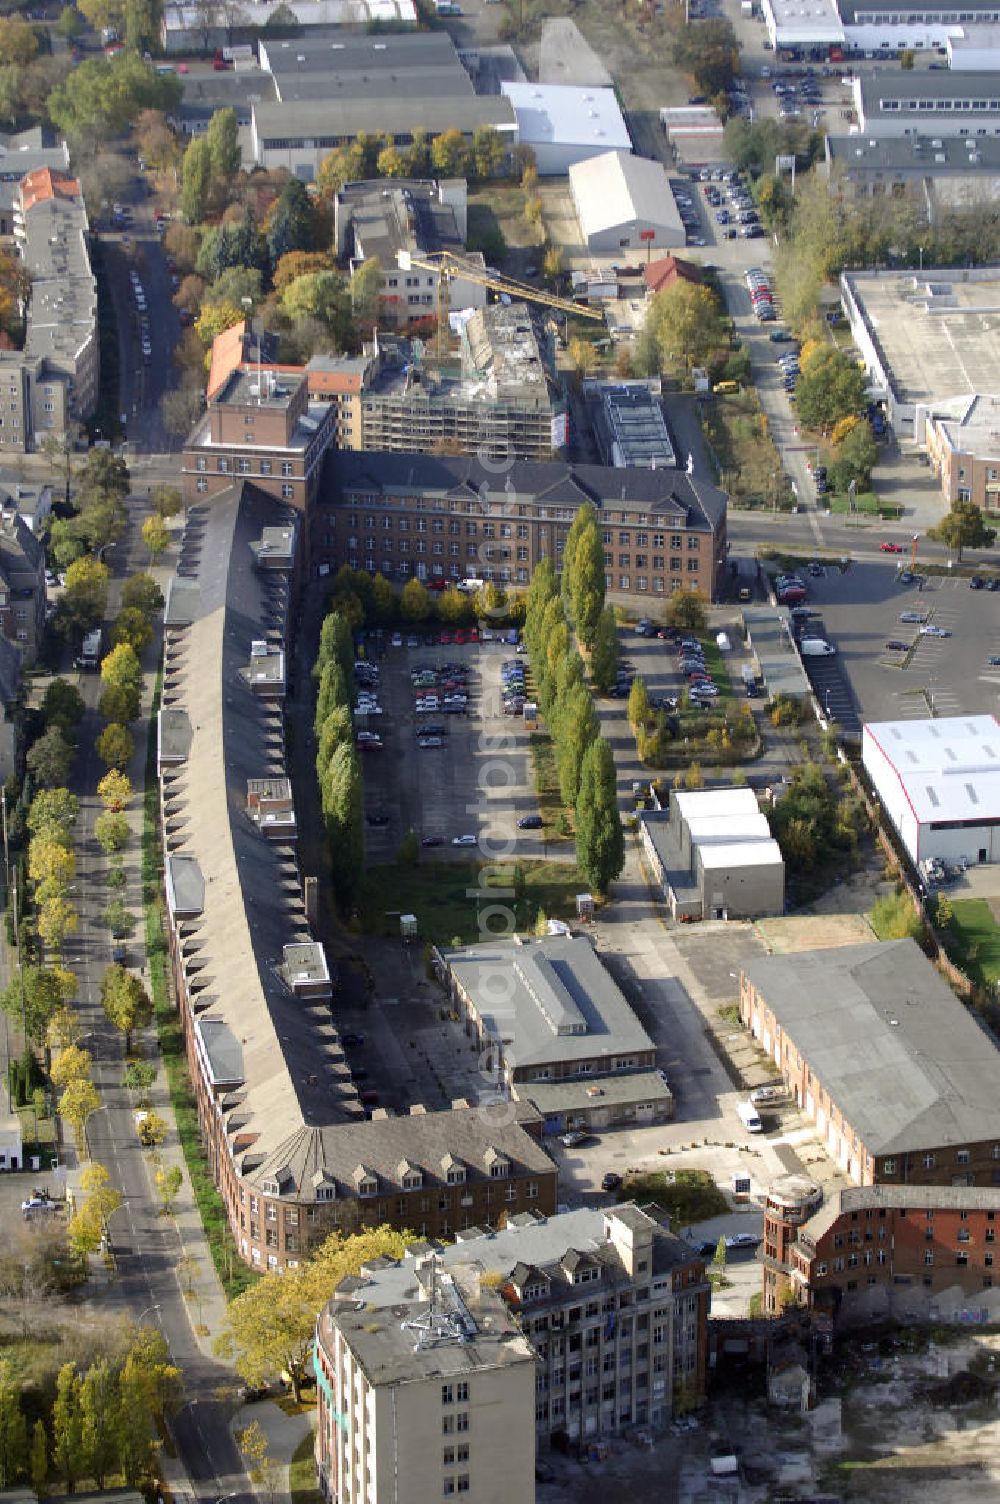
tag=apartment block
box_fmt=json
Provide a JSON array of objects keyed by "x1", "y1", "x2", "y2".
[
  {"x1": 323, "y1": 451, "x2": 727, "y2": 601},
  {"x1": 358, "y1": 307, "x2": 565, "y2": 462},
  {"x1": 316, "y1": 1203, "x2": 710, "y2": 1462},
  {"x1": 0, "y1": 165, "x2": 97, "y2": 452},
  {"x1": 0, "y1": 506, "x2": 46, "y2": 662},
  {"x1": 160, "y1": 478, "x2": 556, "y2": 1272},
  {"x1": 335, "y1": 177, "x2": 486, "y2": 331},
  {"x1": 740, "y1": 940, "x2": 1000, "y2": 1188},
  {"x1": 763, "y1": 1177, "x2": 1000, "y2": 1324},
  {"x1": 316, "y1": 1265, "x2": 536, "y2": 1504}
]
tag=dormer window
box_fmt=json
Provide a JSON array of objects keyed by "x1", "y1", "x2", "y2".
[
  {"x1": 359, "y1": 1176, "x2": 378, "y2": 1198},
  {"x1": 262, "y1": 1178, "x2": 279, "y2": 1197},
  {"x1": 402, "y1": 1170, "x2": 423, "y2": 1191},
  {"x1": 447, "y1": 1165, "x2": 466, "y2": 1185},
  {"x1": 315, "y1": 1185, "x2": 334, "y2": 1202}
]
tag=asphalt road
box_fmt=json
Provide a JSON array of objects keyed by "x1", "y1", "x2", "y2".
[{"x1": 98, "y1": 172, "x2": 179, "y2": 457}]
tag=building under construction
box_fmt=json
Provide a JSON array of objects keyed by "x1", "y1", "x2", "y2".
[{"x1": 358, "y1": 304, "x2": 566, "y2": 461}]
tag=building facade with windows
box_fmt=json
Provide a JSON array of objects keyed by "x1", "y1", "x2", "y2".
[
  {"x1": 160, "y1": 479, "x2": 556, "y2": 1273},
  {"x1": 441, "y1": 935, "x2": 673, "y2": 1130},
  {"x1": 315, "y1": 1265, "x2": 536, "y2": 1504},
  {"x1": 740, "y1": 939, "x2": 1000, "y2": 1189},
  {"x1": 925, "y1": 392, "x2": 1000, "y2": 512},
  {"x1": 0, "y1": 165, "x2": 98, "y2": 452},
  {"x1": 0, "y1": 505, "x2": 46, "y2": 662},
  {"x1": 315, "y1": 1203, "x2": 710, "y2": 1473},
  {"x1": 324, "y1": 452, "x2": 727, "y2": 601},
  {"x1": 334, "y1": 177, "x2": 487, "y2": 331},
  {"x1": 762, "y1": 1178, "x2": 1000, "y2": 1324},
  {"x1": 181, "y1": 362, "x2": 336, "y2": 522}
]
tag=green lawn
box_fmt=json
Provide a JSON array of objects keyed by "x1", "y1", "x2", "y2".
[
  {"x1": 617, "y1": 1168, "x2": 728, "y2": 1231},
  {"x1": 289, "y1": 1431, "x2": 322, "y2": 1504},
  {"x1": 828, "y1": 491, "x2": 903, "y2": 520},
  {"x1": 359, "y1": 859, "x2": 591, "y2": 946},
  {"x1": 529, "y1": 733, "x2": 574, "y2": 842},
  {"x1": 943, "y1": 898, "x2": 1000, "y2": 986}
]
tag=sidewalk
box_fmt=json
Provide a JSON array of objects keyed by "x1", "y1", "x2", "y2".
[{"x1": 231, "y1": 1400, "x2": 316, "y2": 1504}]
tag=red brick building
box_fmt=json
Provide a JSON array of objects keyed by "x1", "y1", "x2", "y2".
[
  {"x1": 763, "y1": 1179, "x2": 1000, "y2": 1324},
  {"x1": 740, "y1": 940, "x2": 1000, "y2": 1189}
]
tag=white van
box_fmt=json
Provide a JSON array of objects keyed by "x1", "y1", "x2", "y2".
[{"x1": 737, "y1": 1098, "x2": 763, "y2": 1133}]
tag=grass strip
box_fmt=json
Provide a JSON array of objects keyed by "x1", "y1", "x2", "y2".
[
  {"x1": 289, "y1": 1431, "x2": 322, "y2": 1504},
  {"x1": 142, "y1": 669, "x2": 255, "y2": 1300}
]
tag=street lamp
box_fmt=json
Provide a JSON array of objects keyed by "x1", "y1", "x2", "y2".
[{"x1": 136, "y1": 1302, "x2": 161, "y2": 1326}]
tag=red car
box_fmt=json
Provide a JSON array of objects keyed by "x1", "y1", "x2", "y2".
[
  {"x1": 468, "y1": 627, "x2": 479, "y2": 642},
  {"x1": 439, "y1": 630, "x2": 452, "y2": 645},
  {"x1": 880, "y1": 541, "x2": 903, "y2": 553},
  {"x1": 454, "y1": 630, "x2": 466, "y2": 645}
]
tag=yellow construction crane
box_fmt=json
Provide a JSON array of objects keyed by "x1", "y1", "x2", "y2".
[{"x1": 396, "y1": 248, "x2": 605, "y2": 355}]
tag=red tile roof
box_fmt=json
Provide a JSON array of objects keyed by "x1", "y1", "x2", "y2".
[{"x1": 643, "y1": 255, "x2": 704, "y2": 296}]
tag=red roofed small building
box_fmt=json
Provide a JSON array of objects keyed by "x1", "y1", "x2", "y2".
[{"x1": 643, "y1": 256, "x2": 704, "y2": 298}]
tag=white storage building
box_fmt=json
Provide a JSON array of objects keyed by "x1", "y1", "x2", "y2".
[
  {"x1": 568, "y1": 150, "x2": 684, "y2": 253},
  {"x1": 500, "y1": 82, "x2": 631, "y2": 175},
  {"x1": 640, "y1": 786, "x2": 785, "y2": 920},
  {"x1": 863, "y1": 715, "x2": 1000, "y2": 867}
]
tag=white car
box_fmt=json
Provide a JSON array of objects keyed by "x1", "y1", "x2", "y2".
[
  {"x1": 390, "y1": 632, "x2": 403, "y2": 647},
  {"x1": 451, "y1": 834, "x2": 477, "y2": 847},
  {"x1": 899, "y1": 611, "x2": 928, "y2": 624},
  {"x1": 919, "y1": 624, "x2": 952, "y2": 638}
]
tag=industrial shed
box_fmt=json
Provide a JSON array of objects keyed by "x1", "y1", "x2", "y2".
[
  {"x1": 500, "y1": 83, "x2": 631, "y2": 175},
  {"x1": 863, "y1": 714, "x2": 1000, "y2": 868},
  {"x1": 641, "y1": 786, "x2": 784, "y2": 920},
  {"x1": 569, "y1": 150, "x2": 684, "y2": 254}
]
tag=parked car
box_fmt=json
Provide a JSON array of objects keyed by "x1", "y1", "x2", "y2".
[
  {"x1": 517, "y1": 815, "x2": 543, "y2": 829},
  {"x1": 879, "y1": 541, "x2": 903, "y2": 553},
  {"x1": 451, "y1": 834, "x2": 478, "y2": 846},
  {"x1": 560, "y1": 1130, "x2": 592, "y2": 1148},
  {"x1": 601, "y1": 1171, "x2": 623, "y2": 1192},
  {"x1": 725, "y1": 1232, "x2": 760, "y2": 1250}
]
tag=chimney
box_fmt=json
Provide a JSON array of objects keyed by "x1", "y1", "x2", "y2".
[{"x1": 303, "y1": 875, "x2": 318, "y2": 927}]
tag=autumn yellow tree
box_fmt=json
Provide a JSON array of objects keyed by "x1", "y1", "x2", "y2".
[
  {"x1": 50, "y1": 1044, "x2": 92, "y2": 1093},
  {"x1": 216, "y1": 1225, "x2": 410, "y2": 1401},
  {"x1": 98, "y1": 769, "x2": 132, "y2": 810},
  {"x1": 59, "y1": 1077, "x2": 101, "y2": 1153},
  {"x1": 67, "y1": 1162, "x2": 121, "y2": 1252}
]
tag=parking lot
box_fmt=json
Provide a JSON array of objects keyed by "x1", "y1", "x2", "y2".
[
  {"x1": 796, "y1": 560, "x2": 1000, "y2": 727},
  {"x1": 358, "y1": 633, "x2": 550, "y2": 861}
]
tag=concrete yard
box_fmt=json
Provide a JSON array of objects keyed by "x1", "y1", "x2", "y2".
[{"x1": 537, "y1": 18, "x2": 612, "y2": 87}]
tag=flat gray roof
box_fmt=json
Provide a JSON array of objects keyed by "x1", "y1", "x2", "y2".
[
  {"x1": 742, "y1": 938, "x2": 1000, "y2": 1155},
  {"x1": 842, "y1": 267, "x2": 1000, "y2": 407},
  {"x1": 827, "y1": 132, "x2": 1000, "y2": 174},
  {"x1": 323, "y1": 1267, "x2": 533, "y2": 1387},
  {"x1": 253, "y1": 94, "x2": 516, "y2": 141},
  {"x1": 742, "y1": 607, "x2": 812, "y2": 700},
  {"x1": 841, "y1": 0, "x2": 1000, "y2": 15},
  {"x1": 518, "y1": 1069, "x2": 673, "y2": 1115},
  {"x1": 158, "y1": 707, "x2": 192, "y2": 765},
  {"x1": 166, "y1": 852, "x2": 204, "y2": 916},
  {"x1": 282, "y1": 941, "x2": 330, "y2": 985},
  {"x1": 20, "y1": 193, "x2": 97, "y2": 370},
  {"x1": 859, "y1": 69, "x2": 1000, "y2": 115},
  {"x1": 587, "y1": 381, "x2": 677, "y2": 469},
  {"x1": 446, "y1": 934, "x2": 654, "y2": 1068}
]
